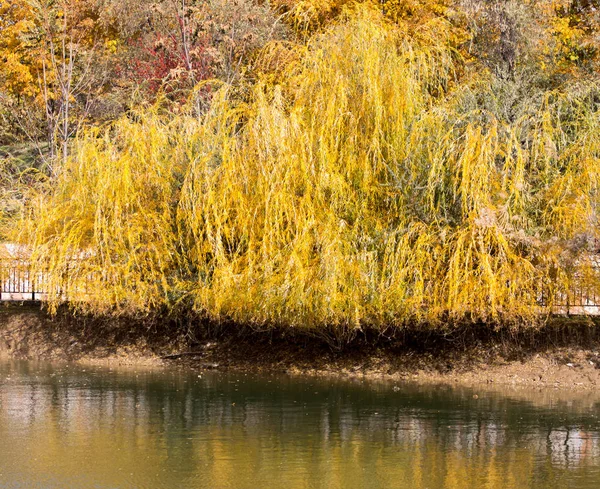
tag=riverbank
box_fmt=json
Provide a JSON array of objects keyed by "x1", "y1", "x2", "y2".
[{"x1": 2, "y1": 304, "x2": 600, "y2": 389}]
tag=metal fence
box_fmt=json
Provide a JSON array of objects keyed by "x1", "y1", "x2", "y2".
[
  {"x1": 552, "y1": 287, "x2": 600, "y2": 316},
  {"x1": 0, "y1": 260, "x2": 47, "y2": 301},
  {"x1": 3, "y1": 259, "x2": 600, "y2": 315}
]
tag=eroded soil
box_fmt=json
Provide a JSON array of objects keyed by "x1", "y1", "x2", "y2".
[{"x1": 3, "y1": 304, "x2": 600, "y2": 390}]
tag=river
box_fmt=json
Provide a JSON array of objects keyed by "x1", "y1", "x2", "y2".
[{"x1": 1, "y1": 360, "x2": 600, "y2": 488}]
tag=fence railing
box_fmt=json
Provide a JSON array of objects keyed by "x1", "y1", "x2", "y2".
[
  {"x1": 3, "y1": 259, "x2": 600, "y2": 316},
  {"x1": 551, "y1": 288, "x2": 600, "y2": 315},
  {"x1": 0, "y1": 260, "x2": 48, "y2": 302}
]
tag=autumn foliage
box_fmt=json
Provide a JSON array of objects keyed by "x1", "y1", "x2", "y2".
[{"x1": 4, "y1": 1, "x2": 600, "y2": 337}]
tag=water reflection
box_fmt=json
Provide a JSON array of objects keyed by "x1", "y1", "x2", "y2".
[{"x1": 1, "y1": 361, "x2": 600, "y2": 488}]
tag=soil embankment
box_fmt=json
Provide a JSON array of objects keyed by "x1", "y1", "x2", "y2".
[{"x1": 2, "y1": 303, "x2": 600, "y2": 389}]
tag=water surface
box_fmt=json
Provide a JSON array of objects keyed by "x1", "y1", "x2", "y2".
[{"x1": 1, "y1": 360, "x2": 600, "y2": 488}]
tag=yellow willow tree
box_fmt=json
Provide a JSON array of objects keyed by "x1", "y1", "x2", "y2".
[
  {"x1": 14, "y1": 4, "x2": 600, "y2": 335},
  {"x1": 14, "y1": 108, "x2": 193, "y2": 314}
]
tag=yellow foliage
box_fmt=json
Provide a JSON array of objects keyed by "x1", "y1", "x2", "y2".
[
  {"x1": 0, "y1": 1, "x2": 39, "y2": 97},
  {"x1": 11, "y1": 4, "x2": 600, "y2": 332},
  {"x1": 272, "y1": 0, "x2": 467, "y2": 47},
  {"x1": 538, "y1": 0, "x2": 600, "y2": 75}
]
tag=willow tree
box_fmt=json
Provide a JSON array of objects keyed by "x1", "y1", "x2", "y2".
[{"x1": 11, "y1": 3, "x2": 600, "y2": 337}]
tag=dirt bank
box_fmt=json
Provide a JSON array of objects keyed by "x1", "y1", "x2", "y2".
[{"x1": 2, "y1": 303, "x2": 600, "y2": 389}]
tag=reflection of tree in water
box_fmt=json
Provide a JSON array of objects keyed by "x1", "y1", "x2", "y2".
[
  {"x1": 547, "y1": 428, "x2": 598, "y2": 468},
  {"x1": 2, "y1": 364, "x2": 600, "y2": 488}
]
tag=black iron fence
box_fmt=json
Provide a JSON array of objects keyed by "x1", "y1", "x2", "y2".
[
  {"x1": 0, "y1": 260, "x2": 47, "y2": 301},
  {"x1": 552, "y1": 287, "x2": 600, "y2": 315},
  {"x1": 3, "y1": 258, "x2": 600, "y2": 316}
]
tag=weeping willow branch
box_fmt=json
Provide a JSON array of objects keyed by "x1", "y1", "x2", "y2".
[{"x1": 10, "y1": 5, "x2": 600, "y2": 335}]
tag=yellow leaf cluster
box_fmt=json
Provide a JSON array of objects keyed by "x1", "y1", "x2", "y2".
[
  {"x1": 0, "y1": 1, "x2": 39, "y2": 97},
  {"x1": 9, "y1": 4, "x2": 600, "y2": 334},
  {"x1": 539, "y1": 0, "x2": 600, "y2": 74}
]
